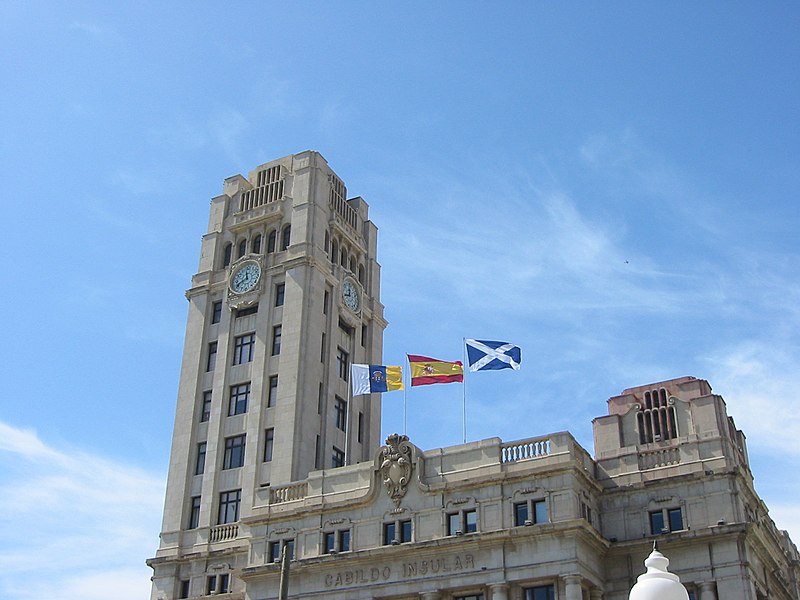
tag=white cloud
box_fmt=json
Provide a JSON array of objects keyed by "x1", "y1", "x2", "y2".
[{"x1": 0, "y1": 421, "x2": 164, "y2": 600}]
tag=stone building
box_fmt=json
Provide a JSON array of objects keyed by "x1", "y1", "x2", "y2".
[{"x1": 148, "y1": 152, "x2": 799, "y2": 600}]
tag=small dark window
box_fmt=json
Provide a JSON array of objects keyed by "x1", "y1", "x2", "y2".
[
  {"x1": 336, "y1": 348, "x2": 349, "y2": 380},
  {"x1": 332, "y1": 446, "x2": 345, "y2": 468},
  {"x1": 383, "y1": 522, "x2": 396, "y2": 545},
  {"x1": 222, "y1": 243, "x2": 232, "y2": 267},
  {"x1": 237, "y1": 239, "x2": 247, "y2": 258},
  {"x1": 179, "y1": 579, "x2": 190, "y2": 599},
  {"x1": 211, "y1": 301, "x2": 222, "y2": 324},
  {"x1": 252, "y1": 234, "x2": 262, "y2": 254},
  {"x1": 335, "y1": 397, "x2": 347, "y2": 431},
  {"x1": 400, "y1": 519, "x2": 412, "y2": 542},
  {"x1": 268, "y1": 375, "x2": 278, "y2": 407},
  {"x1": 324, "y1": 531, "x2": 336, "y2": 554},
  {"x1": 200, "y1": 391, "x2": 212, "y2": 422},
  {"x1": 263, "y1": 428, "x2": 274, "y2": 462},
  {"x1": 223, "y1": 435, "x2": 246, "y2": 469},
  {"x1": 514, "y1": 502, "x2": 529, "y2": 526},
  {"x1": 275, "y1": 283, "x2": 285, "y2": 307},
  {"x1": 206, "y1": 342, "x2": 218, "y2": 372},
  {"x1": 267, "y1": 230, "x2": 277, "y2": 253},
  {"x1": 339, "y1": 529, "x2": 350, "y2": 552},
  {"x1": 272, "y1": 325, "x2": 282, "y2": 355},
  {"x1": 525, "y1": 587, "x2": 555, "y2": 600},
  {"x1": 281, "y1": 225, "x2": 291, "y2": 251},
  {"x1": 195, "y1": 442, "x2": 206, "y2": 475},
  {"x1": 235, "y1": 304, "x2": 258, "y2": 317},
  {"x1": 357, "y1": 411, "x2": 364, "y2": 443},
  {"x1": 188, "y1": 496, "x2": 201, "y2": 529}
]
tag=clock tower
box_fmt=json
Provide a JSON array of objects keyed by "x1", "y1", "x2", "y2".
[{"x1": 149, "y1": 151, "x2": 386, "y2": 596}]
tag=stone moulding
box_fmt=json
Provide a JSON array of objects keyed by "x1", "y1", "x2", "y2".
[{"x1": 379, "y1": 433, "x2": 413, "y2": 507}]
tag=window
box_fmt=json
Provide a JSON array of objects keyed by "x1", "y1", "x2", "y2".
[
  {"x1": 275, "y1": 283, "x2": 285, "y2": 307},
  {"x1": 525, "y1": 585, "x2": 555, "y2": 600},
  {"x1": 207, "y1": 574, "x2": 230, "y2": 595},
  {"x1": 232, "y1": 333, "x2": 255, "y2": 365},
  {"x1": 206, "y1": 341, "x2": 218, "y2": 372},
  {"x1": 514, "y1": 499, "x2": 547, "y2": 526},
  {"x1": 447, "y1": 508, "x2": 477, "y2": 535},
  {"x1": 357, "y1": 411, "x2": 364, "y2": 443},
  {"x1": 188, "y1": 496, "x2": 201, "y2": 529},
  {"x1": 455, "y1": 596, "x2": 483, "y2": 600},
  {"x1": 323, "y1": 289, "x2": 329, "y2": 315},
  {"x1": 358, "y1": 264, "x2": 365, "y2": 285},
  {"x1": 263, "y1": 428, "x2": 274, "y2": 462},
  {"x1": 336, "y1": 347, "x2": 349, "y2": 380},
  {"x1": 195, "y1": 442, "x2": 207, "y2": 475},
  {"x1": 637, "y1": 387, "x2": 678, "y2": 444},
  {"x1": 200, "y1": 391, "x2": 212, "y2": 422},
  {"x1": 315, "y1": 435, "x2": 321, "y2": 469},
  {"x1": 323, "y1": 529, "x2": 351, "y2": 554},
  {"x1": 272, "y1": 325, "x2": 281, "y2": 355},
  {"x1": 268, "y1": 375, "x2": 278, "y2": 407},
  {"x1": 252, "y1": 234, "x2": 262, "y2": 254},
  {"x1": 334, "y1": 397, "x2": 347, "y2": 431},
  {"x1": 237, "y1": 239, "x2": 247, "y2": 259},
  {"x1": 267, "y1": 230, "x2": 277, "y2": 253},
  {"x1": 320, "y1": 333, "x2": 326, "y2": 362},
  {"x1": 211, "y1": 301, "x2": 222, "y2": 324},
  {"x1": 218, "y1": 489, "x2": 241, "y2": 524},
  {"x1": 332, "y1": 446, "x2": 345, "y2": 468},
  {"x1": 361, "y1": 324, "x2": 367, "y2": 347},
  {"x1": 650, "y1": 507, "x2": 684, "y2": 535},
  {"x1": 228, "y1": 383, "x2": 250, "y2": 416},
  {"x1": 223, "y1": 435, "x2": 246, "y2": 469},
  {"x1": 269, "y1": 539, "x2": 295, "y2": 562},
  {"x1": 383, "y1": 519, "x2": 412, "y2": 544},
  {"x1": 179, "y1": 579, "x2": 190, "y2": 599},
  {"x1": 280, "y1": 225, "x2": 291, "y2": 251},
  {"x1": 222, "y1": 243, "x2": 232, "y2": 267}
]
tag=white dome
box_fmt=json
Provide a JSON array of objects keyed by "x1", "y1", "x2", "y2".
[{"x1": 629, "y1": 547, "x2": 689, "y2": 600}]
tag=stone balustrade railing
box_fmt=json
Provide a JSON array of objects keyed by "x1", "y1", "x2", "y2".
[
  {"x1": 270, "y1": 481, "x2": 308, "y2": 504},
  {"x1": 209, "y1": 523, "x2": 238, "y2": 543},
  {"x1": 501, "y1": 437, "x2": 552, "y2": 463}
]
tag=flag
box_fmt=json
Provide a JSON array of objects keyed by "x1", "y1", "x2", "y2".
[
  {"x1": 351, "y1": 364, "x2": 404, "y2": 395},
  {"x1": 407, "y1": 354, "x2": 464, "y2": 386},
  {"x1": 465, "y1": 339, "x2": 521, "y2": 372}
]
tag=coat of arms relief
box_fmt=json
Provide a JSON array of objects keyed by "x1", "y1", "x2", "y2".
[{"x1": 379, "y1": 434, "x2": 413, "y2": 507}]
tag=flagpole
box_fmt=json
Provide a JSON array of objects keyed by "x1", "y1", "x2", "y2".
[
  {"x1": 403, "y1": 356, "x2": 408, "y2": 435},
  {"x1": 462, "y1": 338, "x2": 467, "y2": 444},
  {"x1": 344, "y1": 364, "x2": 352, "y2": 467}
]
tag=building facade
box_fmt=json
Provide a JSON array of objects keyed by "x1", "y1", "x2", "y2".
[{"x1": 148, "y1": 153, "x2": 799, "y2": 600}]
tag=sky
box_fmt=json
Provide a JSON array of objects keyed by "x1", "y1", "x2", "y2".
[{"x1": 1, "y1": 2, "x2": 799, "y2": 598}]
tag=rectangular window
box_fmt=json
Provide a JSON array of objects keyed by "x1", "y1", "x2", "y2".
[
  {"x1": 650, "y1": 507, "x2": 684, "y2": 534},
  {"x1": 323, "y1": 290, "x2": 329, "y2": 315},
  {"x1": 272, "y1": 325, "x2": 282, "y2": 355},
  {"x1": 188, "y1": 496, "x2": 201, "y2": 529},
  {"x1": 223, "y1": 435, "x2": 246, "y2": 469},
  {"x1": 206, "y1": 575, "x2": 217, "y2": 596},
  {"x1": 315, "y1": 435, "x2": 321, "y2": 469},
  {"x1": 320, "y1": 333, "x2": 326, "y2": 362},
  {"x1": 263, "y1": 428, "x2": 274, "y2": 462},
  {"x1": 400, "y1": 519, "x2": 412, "y2": 543},
  {"x1": 179, "y1": 579, "x2": 190, "y2": 599},
  {"x1": 339, "y1": 529, "x2": 351, "y2": 552},
  {"x1": 534, "y1": 499, "x2": 548, "y2": 524},
  {"x1": 200, "y1": 391, "x2": 212, "y2": 422},
  {"x1": 206, "y1": 341, "x2": 218, "y2": 372},
  {"x1": 447, "y1": 512, "x2": 461, "y2": 536},
  {"x1": 232, "y1": 333, "x2": 255, "y2": 365},
  {"x1": 219, "y1": 574, "x2": 229, "y2": 594},
  {"x1": 357, "y1": 411, "x2": 364, "y2": 443},
  {"x1": 275, "y1": 283, "x2": 285, "y2": 307},
  {"x1": 228, "y1": 383, "x2": 250, "y2": 416},
  {"x1": 465, "y1": 508, "x2": 477, "y2": 532},
  {"x1": 211, "y1": 301, "x2": 222, "y2": 324},
  {"x1": 361, "y1": 323, "x2": 367, "y2": 347},
  {"x1": 336, "y1": 347, "x2": 349, "y2": 380},
  {"x1": 318, "y1": 383, "x2": 324, "y2": 414},
  {"x1": 334, "y1": 397, "x2": 347, "y2": 431},
  {"x1": 270, "y1": 539, "x2": 295, "y2": 562},
  {"x1": 514, "y1": 501, "x2": 529, "y2": 526},
  {"x1": 525, "y1": 585, "x2": 555, "y2": 600},
  {"x1": 383, "y1": 522, "x2": 396, "y2": 545},
  {"x1": 268, "y1": 375, "x2": 278, "y2": 407},
  {"x1": 324, "y1": 531, "x2": 336, "y2": 554},
  {"x1": 650, "y1": 510, "x2": 665, "y2": 534},
  {"x1": 218, "y1": 489, "x2": 241, "y2": 524},
  {"x1": 332, "y1": 446, "x2": 345, "y2": 468},
  {"x1": 195, "y1": 442, "x2": 207, "y2": 475},
  {"x1": 668, "y1": 507, "x2": 684, "y2": 531}
]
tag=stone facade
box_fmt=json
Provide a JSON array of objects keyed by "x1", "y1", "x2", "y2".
[{"x1": 148, "y1": 153, "x2": 799, "y2": 600}]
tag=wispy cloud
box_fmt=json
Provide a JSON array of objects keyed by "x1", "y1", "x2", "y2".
[{"x1": 0, "y1": 421, "x2": 164, "y2": 600}]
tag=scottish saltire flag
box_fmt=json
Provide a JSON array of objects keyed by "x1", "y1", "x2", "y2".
[
  {"x1": 351, "y1": 364, "x2": 404, "y2": 395},
  {"x1": 465, "y1": 339, "x2": 521, "y2": 372}
]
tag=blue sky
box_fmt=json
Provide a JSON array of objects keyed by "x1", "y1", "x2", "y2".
[{"x1": 2, "y1": 3, "x2": 799, "y2": 598}]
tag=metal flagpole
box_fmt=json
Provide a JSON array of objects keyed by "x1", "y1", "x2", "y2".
[
  {"x1": 403, "y1": 356, "x2": 408, "y2": 435},
  {"x1": 344, "y1": 364, "x2": 352, "y2": 466},
  {"x1": 462, "y1": 338, "x2": 467, "y2": 444}
]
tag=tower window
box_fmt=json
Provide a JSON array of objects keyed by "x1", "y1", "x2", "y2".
[
  {"x1": 223, "y1": 435, "x2": 246, "y2": 469},
  {"x1": 334, "y1": 397, "x2": 347, "y2": 431},
  {"x1": 179, "y1": 579, "x2": 190, "y2": 599},
  {"x1": 252, "y1": 234, "x2": 262, "y2": 254},
  {"x1": 336, "y1": 348, "x2": 349, "y2": 380},
  {"x1": 222, "y1": 243, "x2": 232, "y2": 267},
  {"x1": 200, "y1": 391, "x2": 212, "y2": 422},
  {"x1": 271, "y1": 325, "x2": 282, "y2": 355},
  {"x1": 206, "y1": 342, "x2": 218, "y2": 372},
  {"x1": 211, "y1": 301, "x2": 222, "y2": 324},
  {"x1": 188, "y1": 496, "x2": 201, "y2": 529},
  {"x1": 235, "y1": 304, "x2": 258, "y2": 318},
  {"x1": 195, "y1": 442, "x2": 206, "y2": 475},
  {"x1": 281, "y1": 225, "x2": 291, "y2": 251},
  {"x1": 228, "y1": 383, "x2": 250, "y2": 416},
  {"x1": 217, "y1": 489, "x2": 241, "y2": 524},
  {"x1": 275, "y1": 283, "x2": 285, "y2": 307},
  {"x1": 263, "y1": 428, "x2": 274, "y2": 462},
  {"x1": 237, "y1": 239, "x2": 247, "y2": 259},
  {"x1": 268, "y1": 375, "x2": 278, "y2": 407},
  {"x1": 232, "y1": 333, "x2": 255, "y2": 365},
  {"x1": 332, "y1": 446, "x2": 345, "y2": 468},
  {"x1": 650, "y1": 507, "x2": 684, "y2": 535},
  {"x1": 267, "y1": 230, "x2": 277, "y2": 253},
  {"x1": 357, "y1": 411, "x2": 364, "y2": 443},
  {"x1": 637, "y1": 388, "x2": 678, "y2": 444}
]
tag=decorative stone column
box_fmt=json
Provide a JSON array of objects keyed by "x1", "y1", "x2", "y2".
[
  {"x1": 589, "y1": 588, "x2": 603, "y2": 600},
  {"x1": 563, "y1": 575, "x2": 583, "y2": 600},
  {"x1": 489, "y1": 583, "x2": 510, "y2": 600},
  {"x1": 420, "y1": 592, "x2": 443, "y2": 600},
  {"x1": 698, "y1": 582, "x2": 717, "y2": 600}
]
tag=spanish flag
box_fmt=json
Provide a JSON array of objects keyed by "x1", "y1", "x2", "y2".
[{"x1": 407, "y1": 354, "x2": 464, "y2": 387}]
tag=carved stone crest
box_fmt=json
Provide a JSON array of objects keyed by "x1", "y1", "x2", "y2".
[{"x1": 379, "y1": 434, "x2": 413, "y2": 507}]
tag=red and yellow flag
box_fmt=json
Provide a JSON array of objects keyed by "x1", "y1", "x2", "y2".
[{"x1": 407, "y1": 354, "x2": 464, "y2": 387}]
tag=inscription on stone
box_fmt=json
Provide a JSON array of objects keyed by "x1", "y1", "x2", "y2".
[{"x1": 323, "y1": 553, "x2": 476, "y2": 588}]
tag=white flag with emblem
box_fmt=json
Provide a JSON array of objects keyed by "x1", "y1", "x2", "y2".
[{"x1": 465, "y1": 339, "x2": 521, "y2": 372}]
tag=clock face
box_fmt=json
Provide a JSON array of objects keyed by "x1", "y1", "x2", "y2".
[
  {"x1": 230, "y1": 262, "x2": 261, "y2": 294},
  {"x1": 342, "y1": 280, "x2": 361, "y2": 312}
]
